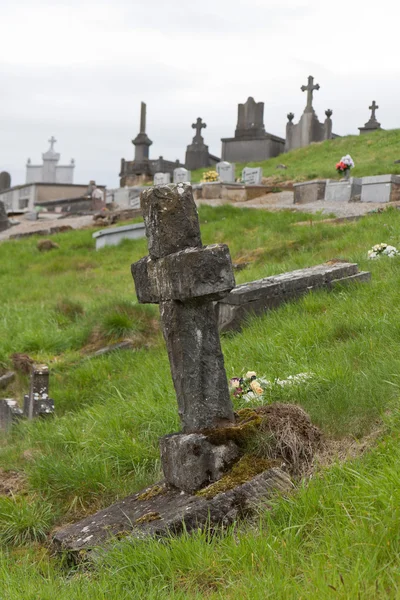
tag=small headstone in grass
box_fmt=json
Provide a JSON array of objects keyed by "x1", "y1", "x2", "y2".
[
  {"x1": 23, "y1": 364, "x2": 54, "y2": 420},
  {"x1": 0, "y1": 399, "x2": 23, "y2": 431},
  {"x1": 173, "y1": 167, "x2": 191, "y2": 183},
  {"x1": 153, "y1": 172, "x2": 171, "y2": 185},
  {"x1": 132, "y1": 182, "x2": 239, "y2": 492},
  {"x1": 216, "y1": 161, "x2": 235, "y2": 183},
  {"x1": 242, "y1": 166, "x2": 262, "y2": 185}
]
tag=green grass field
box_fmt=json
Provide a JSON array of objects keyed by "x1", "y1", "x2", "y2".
[
  {"x1": 192, "y1": 128, "x2": 400, "y2": 185},
  {"x1": 1, "y1": 201, "x2": 400, "y2": 598}
]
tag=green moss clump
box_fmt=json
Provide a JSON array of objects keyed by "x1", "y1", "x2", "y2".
[
  {"x1": 196, "y1": 455, "x2": 276, "y2": 499},
  {"x1": 202, "y1": 410, "x2": 262, "y2": 447},
  {"x1": 137, "y1": 485, "x2": 166, "y2": 501},
  {"x1": 135, "y1": 511, "x2": 161, "y2": 524}
]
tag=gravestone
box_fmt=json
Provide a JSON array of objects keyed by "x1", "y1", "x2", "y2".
[
  {"x1": 132, "y1": 183, "x2": 237, "y2": 492},
  {"x1": 359, "y1": 101, "x2": 382, "y2": 135},
  {"x1": 153, "y1": 172, "x2": 171, "y2": 185},
  {"x1": 0, "y1": 399, "x2": 23, "y2": 431},
  {"x1": 360, "y1": 175, "x2": 400, "y2": 203},
  {"x1": 216, "y1": 161, "x2": 236, "y2": 183},
  {"x1": 23, "y1": 364, "x2": 54, "y2": 419},
  {"x1": 0, "y1": 201, "x2": 10, "y2": 232},
  {"x1": 324, "y1": 178, "x2": 362, "y2": 202},
  {"x1": 93, "y1": 223, "x2": 146, "y2": 250},
  {"x1": 0, "y1": 171, "x2": 11, "y2": 191},
  {"x1": 294, "y1": 180, "x2": 327, "y2": 203},
  {"x1": 185, "y1": 118, "x2": 219, "y2": 170},
  {"x1": 173, "y1": 167, "x2": 191, "y2": 183},
  {"x1": 242, "y1": 167, "x2": 262, "y2": 185}
]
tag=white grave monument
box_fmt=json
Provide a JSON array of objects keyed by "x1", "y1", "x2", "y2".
[
  {"x1": 242, "y1": 167, "x2": 263, "y2": 185},
  {"x1": 153, "y1": 173, "x2": 171, "y2": 185},
  {"x1": 216, "y1": 161, "x2": 236, "y2": 183},
  {"x1": 173, "y1": 167, "x2": 191, "y2": 183}
]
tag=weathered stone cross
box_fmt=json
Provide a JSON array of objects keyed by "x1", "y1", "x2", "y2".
[
  {"x1": 369, "y1": 100, "x2": 379, "y2": 121},
  {"x1": 131, "y1": 183, "x2": 235, "y2": 433},
  {"x1": 48, "y1": 136, "x2": 57, "y2": 150},
  {"x1": 301, "y1": 75, "x2": 320, "y2": 112},
  {"x1": 192, "y1": 117, "x2": 206, "y2": 141}
]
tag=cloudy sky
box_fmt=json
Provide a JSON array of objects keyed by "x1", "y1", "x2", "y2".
[{"x1": 0, "y1": 0, "x2": 399, "y2": 188}]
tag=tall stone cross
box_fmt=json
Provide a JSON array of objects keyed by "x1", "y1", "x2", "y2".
[
  {"x1": 192, "y1": 117, "x2": 206, "y2": 142},
  {"x1": 301, "y1": 75, "x2": 320, "y2": 112},
  {"x1": 48, "y1": 136, "x2": 57, "y2": 151},
  {"x1": 369, "y1": 100, "x2": 379, "y2": 121},
  {"x1": 131, "y1": 183, "x2": 235, "y2": 433}
]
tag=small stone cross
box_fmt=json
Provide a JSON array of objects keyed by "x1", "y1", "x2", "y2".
[
  {"x1": 369, "y1": 100, "x2": 379, "y2": 121},
  {"x1": 131, "y1": 183, "x2": 235, "y2": 433},
  {"x1": 192, "y1": 118, "x2": 206, "y2": 141},
  {"x1": 301, "y1": 75, "x2": 320, "y2": 112},
  {"x1": 48, "y1": 136, "x2": 57, "y2": 150}
]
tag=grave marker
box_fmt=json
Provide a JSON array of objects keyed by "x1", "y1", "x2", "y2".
[
  {"x1": 216, "y1": 161, "x2": 235, "y2": 183},
  {"x1": 173, "y1": 167, "x2": 191, "y2": 183},
  {"x1": 23, "y1": 364, "x2": 54, "y2": 419},
  {"x1": 153, "y1": 172, "x2": 171, "y2": 185},
  {"x1": 242, "y1": 166, "x2": 262, "y2": 185}
]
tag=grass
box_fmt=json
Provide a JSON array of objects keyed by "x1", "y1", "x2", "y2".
[
  {"x1": 192, "y1": 128, "x2": 400, "y2": 184},
  {"x1": 1, "y1": 203, "x2": 400, "y2": 596}
]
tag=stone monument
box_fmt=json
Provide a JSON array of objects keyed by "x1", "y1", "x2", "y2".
[
  {"x1": 173, "y1": 167, "x2": 191, "y2": 183},
  {"x1": 285, "y1": 76, "x2": 335, "y2": 152},
  {"x1": 359, "y1": 101, "x2": 382, "y2": 135},
  {"x1": 23, "y1": 364, "x2": 54, "y2": 419},
  {"x1": 0, "y1": 172, "x2": 11, "y2": 192},
  {"x1": 242, "y1": 167, "x2": 263, "y2": 185},
  {"x1": 0, "y1": 201, "x2": 10, "y2": 232},
  {"x1": 185, "y1": 118, "x2": 220, "y2": 170},
  {"x1": 153, "y1": 173, "x2": 171, "y2": 185},
  {"x1": 221, "y1": 97, "x2": 285, "y2": 162},
  {"x1": 216, "y1": 161, "x2": 235, "y2": 183}
]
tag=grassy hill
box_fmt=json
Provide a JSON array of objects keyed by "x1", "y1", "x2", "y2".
[
  {"x1": 1, "y1": 206, "x2": 400, "y2": 597},
  {"x1": 193, "y1": 128, "x2": 400, "y2": 184}
]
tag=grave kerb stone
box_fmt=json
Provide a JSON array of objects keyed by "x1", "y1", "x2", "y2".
[
  {"x1": 360, "y1": 175, "x2": 400, "y2": 203},
  {"x1": 324, "y1": 178, "x2": 362, "y2": 203}
]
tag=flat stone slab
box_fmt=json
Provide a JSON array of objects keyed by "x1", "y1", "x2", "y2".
[
  {"x1": 324, "y1": 178, "x2": 362, "y2": 203},
  {"x1": 360, "y1": 175, "x2": 400, "y2": 203},
  {"x1": 93, "y1": 223, "x2": 146, "y2": 249},
  {"x1": 52, "y1": 468, "x2": 293, "y2": 555},
  {"x1": 294, "y1": 180, "x2": 326, "y2": 204},
  {"x1": 217, "y1": 262, "x2": 371, "y2": 332}
]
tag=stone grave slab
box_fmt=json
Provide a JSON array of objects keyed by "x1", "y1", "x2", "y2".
[
  {"x1": 173, "y1": 167, "x2": 191, "y2": 183},
  {"x1": 0, "y1": 399, "x2": 23, "y2": 431},
  {"x1": 216, "y1": 161, "x2": 236, "y2": 183},
  {"x1": 324, "y1": 178, "x2": 362, "y2": 202},
  {"x1": 23, "y1": 364, "x2": 54, "y2": 419},
  {"x1": 242, "y1": 167, "x2": 263, "y2": 185},
  {"x1": 217, "y1": 262, "x2": 371, "y2": 332},
  {"x1": 294, "y1": 180, "x2": 326, "y2": 204},
  {"x1": 93, "y1": 223, "x2": 146, "y2": 250},
  {"x1": 153, "y1": 172, "x2": 171, "y2": 185},
  {"x1": 360, "y1": 175, "x2": 400, "y2": 203}
]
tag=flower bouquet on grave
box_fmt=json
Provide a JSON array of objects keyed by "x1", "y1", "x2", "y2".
[
  {"x1": 368, "y1": 243, "x2": 399, "y2": 259},
  {"x1": 229, "y1": 370, "x2": 314, "y2": 404},
  {"x1": 202, "y1": 170, "x2": 219, "y2": 183},
  {"x1": 336, "y1": 154, "x2": 355, "y2": 179}
]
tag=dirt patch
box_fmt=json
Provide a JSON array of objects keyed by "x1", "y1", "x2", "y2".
[{"x1": 0, "y1": 469, "x2": 26, "y2": 496}]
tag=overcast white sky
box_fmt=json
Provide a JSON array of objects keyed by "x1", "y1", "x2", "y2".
[{"x1": 0, "y1": 0, "x2": 399, "y2": 188}]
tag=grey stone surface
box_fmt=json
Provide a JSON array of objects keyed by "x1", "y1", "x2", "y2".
[
  {"x1": 132, "y1": 244, "x2": 235, "y2": 303},
  {"x1": 160, "y1": 433, "x2": 240, "y2": 493},
  {"x1": 173, "y1": 167, "x2": 191, "y2": 183},
  {"x1": 52, "y1": 467, "x2": 293, "y2": 554},
  {"x1": 132, "y1": 183, "x2": 235, "y2": 434},
  {"x1": 0, "y1": 371, "x2": 15, "y2": 390},
  {"x1": 294, "y1": 180, "x2": 327, "y2": 203},
  {"x1": 221, "y1": 97, "x2": 284, "y2": 162},
  {"x1": 153, "y1": 172, "x2": 171, "y2": 185},
  {"x1": 285, "y1": 76, "x2": 335, "y2": 152},
  {"x1": 360, "y1": 175, "x2": 400, "y2": 203},
  {"x1": 0, "y1": 171, "x2": 11, "y2": 191},
  {"x1": 23, "y1": 364, "x2": 54, "y2": 419},
  {"x1": 0, "y1": 399, "x2": 23, "y2": 431},
  {"x1": 324, "y1": 178, "x2": 362, "y2": 202},
  {"x1": 93, "y1": 223, "x2": 146, "y2": 250},
  {"x1": 217, "y1": 262, "x2": 370, "y2": 332},
  {"x1": 216, "y1": 161, "x2": 236, "y2": 183},
  {"x1": 242, "y1": 167, "x2": 263, "y2": 185},
  {"x1": 0, "y1": 201, "x2": 10, "y2": 232},
  {"x1": 359, "y1": 100, "x2": 382, "y2": 134}
]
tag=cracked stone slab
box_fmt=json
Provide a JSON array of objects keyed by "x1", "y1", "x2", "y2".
[{"x1": 52, "y1": 467, "x2": 293, "y2": 555}]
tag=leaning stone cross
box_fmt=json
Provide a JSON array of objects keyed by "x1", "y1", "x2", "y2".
[
  {"x1": 192, "y1": 117, "x2": 207, "y2": 141},
  {"x1": 131, "y1": 183, "x2": 235, "y2": 434},
  {"x1": 369, "y1": 100, "x2": 379, "y2": 121},
  {"x1": 301, "y1": 75, "x2": 320, "y2": 112}
]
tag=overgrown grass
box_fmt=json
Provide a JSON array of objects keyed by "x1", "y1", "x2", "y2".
[
  {"x1": 192, "y1": 128, "x2": 400, "y2": 184},
  {"x1": 1, "y1": 204, "x2": 400, "y2": 596}
]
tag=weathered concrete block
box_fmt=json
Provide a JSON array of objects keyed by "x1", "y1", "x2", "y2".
[
  {"x1": 202, "y1": 183, "x2": 222, "y2": 199},
  {"x1": 160, "y1": 433, "x2": 240, "y2": 493},
  {"x1": 294, "y1": 180, "x2": 326, "y2": 204},
  {"x1": 324, "y1": 178, "x2": 362, "y2": 202},
  {"x1": 140, "y1": 183, "x2": 202, "y2": 259},
  {"x1": 360, "y1": 175, "x2": 400, "y2": 203},
  {"x1": 132, "y1": 244, "x2": 235, "y2": 303}
]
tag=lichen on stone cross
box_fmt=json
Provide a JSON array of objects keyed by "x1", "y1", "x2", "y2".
[
  {"x1": 131, "y1": 183, "x2": 236, "y2": 433},
  {"x1": 301, "y1": 75, "x2": 320, "y2": 112}
]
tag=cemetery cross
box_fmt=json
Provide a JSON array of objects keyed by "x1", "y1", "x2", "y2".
[
  {"x1": 131, "y1": 183, "x2": 236, "y2": 433},
  {"x1": 192, "y1": 117, "x2": 207, "y2": 141},
  {"x1": 48, "y1": 136, "x2": 57, "y2": 150},
  {"x1": 369, "y1": 100, "x2": 379, "y2": 121},
  {"x1": 301, "y1": 75, "x2": 320, "y2": 112}
]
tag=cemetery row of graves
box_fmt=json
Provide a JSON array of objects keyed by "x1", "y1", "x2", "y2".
[{"x1": 1, "y1": 191, "x2": 400, "y2": 597}]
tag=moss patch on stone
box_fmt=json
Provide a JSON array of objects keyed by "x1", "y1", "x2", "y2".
[
  {"x1": 202, "y1": 409, "x2": 262, "y2": 447},
  {"x1": 135, "y1": 511, "x2": 162, "y2": 524},
  {"x1": 137, "y1": 485, "x2": 166, "y2": 502},
  {"x1": 196, "y1": 455, "x2": 277, "y2": 499}
]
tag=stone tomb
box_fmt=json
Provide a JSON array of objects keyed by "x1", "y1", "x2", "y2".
[
  {"x1": 93, "y1": 223, "x2": 146, "y2": 250},
  {"x1": 153, "y1": 172, "x2": 171, "y2": 185},
  {"x1": 324, "y1": 178, "x2": 362, "y2": 203},
  {"x1": 52, "y1": 184, "x2": 292, "y2": 554},
  {"x1": 242, "y1": 167, "x2": 262, "y2": 185},
  {"x1": 216, "y1": 161, "x2": 236, "y2": 183},
  {"x1": 360, "y1": 175, "x2": 400, "y2": 203},
  {"x1": 294, "y1": 180, "x2": 327, "y2": 204},
  {"x1": 173, "y1": 167, "x2": 191, "y2": 183},
  {"x1": 217, "y1": 262, "x2": 371, "y2": 333}
]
